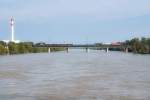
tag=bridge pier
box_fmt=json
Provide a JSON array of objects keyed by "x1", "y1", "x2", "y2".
[
  {"x1": 66, "y1": 47, "x2": 69, "y2": 53},
  {"x1": 48, "y1": 48, "x2": 51, "y2": 53},
  {"x1": 86, "y1": 47, "x2": 89, "y2": 53},
  {"x1": 106, "y1": 47, "x2": 109, "y2": 53},
  {"x1": 125, "y1": 48, "x2": 128, "y2": 53}
]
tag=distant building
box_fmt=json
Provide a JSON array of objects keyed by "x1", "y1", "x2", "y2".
[
  {"x1": 103, "y1": 43, "x2": 111, "y2": 45},
  {"x1": 111, "y1": 42, "x2": 123, "y2": 46}
]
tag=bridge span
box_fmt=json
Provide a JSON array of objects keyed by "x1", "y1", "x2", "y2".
[{"x1": 35, "y1": 44, "x2": 130, "y2": 53}]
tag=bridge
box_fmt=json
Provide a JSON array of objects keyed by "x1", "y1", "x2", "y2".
[{"x1": 35, "y1": 43, "x2": 130, "y2": 53}]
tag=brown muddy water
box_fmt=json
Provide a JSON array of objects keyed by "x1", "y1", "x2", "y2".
[{"x1": 0, "y1": 50, "x2": 150, "y2": 100}]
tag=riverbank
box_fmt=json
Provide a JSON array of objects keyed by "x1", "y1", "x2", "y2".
[
  {"x1": 0, "y1": 41, "x2": 66, "y2": 55},
  {"x1": 0, "y1": 37, "x2": 150, "y2": 55},
  {"x1": 124, "y1": 37, "x2": 150, "y2": 54}
]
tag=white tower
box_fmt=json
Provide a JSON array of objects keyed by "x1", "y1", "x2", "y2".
[
  {"x1": 10, "y1": 17, "x2": 15, "y2": 42},
  {"x1": 3, "y1": 17, "x2": 20, "y2": 43}
]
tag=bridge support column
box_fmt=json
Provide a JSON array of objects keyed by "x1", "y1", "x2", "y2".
[
  {"x1": 125, "y1": 48, "x2": 128, "y2": 53},
  {"x1": 48, "y1": 48, "x2": 51, "y2": 53},
  {"x1": 66, "y1": 47, "x2": 69, "y2": 53},
  {"x1": 106, "y1": 47, "x2": 109, "y2": 53},
  {"x1": 86, "y1": 47, "x2": 89, "y2": 53}
]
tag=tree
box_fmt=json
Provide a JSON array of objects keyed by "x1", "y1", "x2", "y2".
[
  {"x1": 0, "y1": 41, "x2": 6, "y2": 46},
  {"x1": 125, "y1": 37, "x2": 150, "y2": 54},
  {"x1": 8, "y1": 42, "x2": 18, "y2": 54},
  {"x1": 0, "y1": 44, "x2": 7, "y2": 55}
]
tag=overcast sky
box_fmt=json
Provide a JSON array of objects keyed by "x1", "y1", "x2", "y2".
[{"x1": 0, "y1": 0, "x2": 150, "y2": 43}]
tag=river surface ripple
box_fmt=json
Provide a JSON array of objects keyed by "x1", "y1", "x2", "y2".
[{"x1": 0, "y1": 50, "x2": 150, "y2": 100}]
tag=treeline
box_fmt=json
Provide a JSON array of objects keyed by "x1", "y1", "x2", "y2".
[
  {"x1": 0, "y1": 41, "x2": 64, "y2": 55},
  {"x1": 125, "y1": 37, "x2": 150, "y2": 54},
  {"x1": 1, "y1": 37, "x2": 150, "y2": 55}
]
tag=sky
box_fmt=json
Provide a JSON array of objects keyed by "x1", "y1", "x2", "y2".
[{"x1": 0, "y1": 0, "x2": 150, "y2": 43}]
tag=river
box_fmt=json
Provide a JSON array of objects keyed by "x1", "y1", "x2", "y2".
[{"x1": 0, "y1": 50, "x2": 150, "y2": 100}]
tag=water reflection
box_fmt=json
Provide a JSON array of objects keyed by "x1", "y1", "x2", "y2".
[{"x1": 0, "y1": 50, "x2": 150, "y2": 100}]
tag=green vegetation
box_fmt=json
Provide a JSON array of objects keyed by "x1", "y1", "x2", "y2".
[
  {"x1": 125, "y1": 37, "x2": 150, "y2": 54},
  {"x1": 8, "y1": 42, "x2": 49, "y2": 54},
  {"x1": 0, "y1": 37, "x2": 150, "y2": 55},
  {"x1": 0, "y1": 41, "x2": 8, "y2": 55},
  {"x1": 49, "y1": 47, "x2": 67, "y2": 52},
  {"x1": 0, "y1": 41, "x2": 65, "y2": 55}
]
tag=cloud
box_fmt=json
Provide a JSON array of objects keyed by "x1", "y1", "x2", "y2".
[{"x1": 0, "y1": 0, "x2": 150, "y2": 21}]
